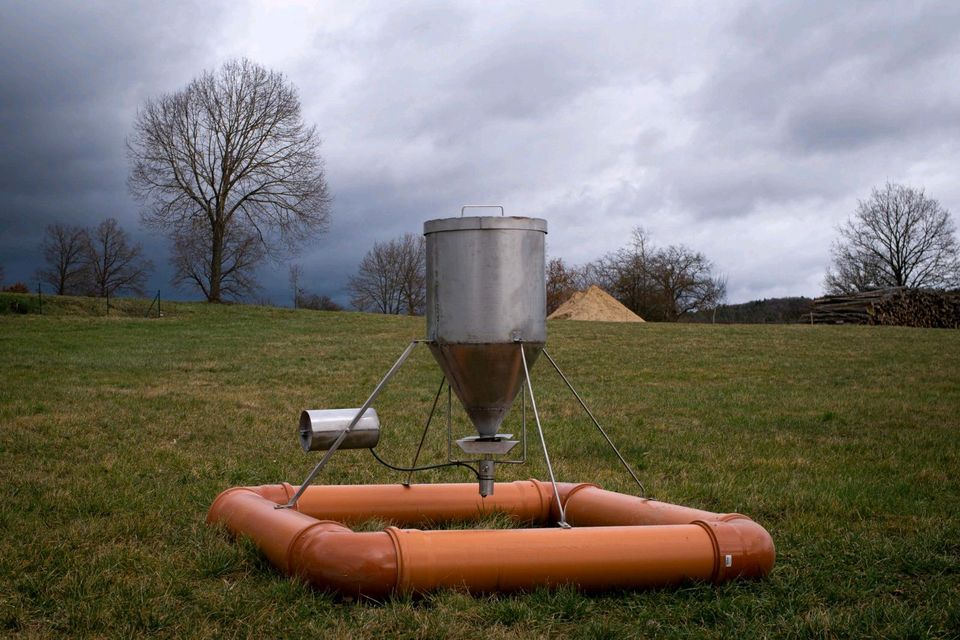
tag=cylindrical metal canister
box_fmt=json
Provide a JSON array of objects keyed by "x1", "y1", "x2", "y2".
[{"x1": 299, "y1": 408, "x2": 381, "y2": 452}]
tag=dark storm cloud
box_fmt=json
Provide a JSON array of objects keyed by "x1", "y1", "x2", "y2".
[
  {"x1": 668, "y1": 0, "x2": 960, "y2": 219},
  {"x1": 2, "y1": 1, "x2": 959, "y2": 303},
  {"x1": 0, "y1": 1, "x2": 220, "y2": 294}
]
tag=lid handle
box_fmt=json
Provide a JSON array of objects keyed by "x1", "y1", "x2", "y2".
[{"x1": 460, "y1": 205, "x2": 504, "y2": 217}]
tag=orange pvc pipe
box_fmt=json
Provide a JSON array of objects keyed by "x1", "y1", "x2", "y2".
[
  {"x1": 261, "y1": 480, "x2": 555, "y2": 526},
  {"x1": 389, "y1": 525, "x2": 717, "y2": 592},
  {"x1": 207, "y1": 481, "x2": 775, "y2": 598}
]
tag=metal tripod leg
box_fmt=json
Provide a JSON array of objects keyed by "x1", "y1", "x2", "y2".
[
  {"x1": 404, "y1": 375, "x2": 446, "y2": 486},
  {"x1": 519, "y1": 343, "x2": 570, "y2": 528},
  {"x1": 542, "y1": 348, "x2": 646, "y2": 496}
]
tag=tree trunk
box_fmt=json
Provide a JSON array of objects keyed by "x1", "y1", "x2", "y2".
[{"x1": 209, "y1": 222, "x2": 224, "y2": 303}]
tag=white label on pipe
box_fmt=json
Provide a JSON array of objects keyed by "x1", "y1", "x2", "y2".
[{"x1": 725, "y1": 554, "x2": 733, "y2": 567}]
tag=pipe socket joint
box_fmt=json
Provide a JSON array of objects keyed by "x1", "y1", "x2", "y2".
[{"x1": 299, "y1": 408, "x2": 380, "y2": 452}]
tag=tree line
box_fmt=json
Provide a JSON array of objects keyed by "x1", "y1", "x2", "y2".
[
  {"x1": 6, "y1": 58, "x2": 332, "y2": 305},
  {"x1": 342, "y1": 227, "x2": 727, "y2": 322},
  {"x1": 36, "y1": 219, "x2": 152, "y2": 298},
  {"x1": 341, "y1": 180, "x2": 959, "y2": 323},
  {"x1": 546, "y1": 229, "x2": 727, "y2": 321},
  {"x1": 11, "y1": 56, "x2": 959, "y2": 314}
]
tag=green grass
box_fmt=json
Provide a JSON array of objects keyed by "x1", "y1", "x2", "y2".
[{"x1": 1, "y1": 299, "x2": 958, "y2": 638}]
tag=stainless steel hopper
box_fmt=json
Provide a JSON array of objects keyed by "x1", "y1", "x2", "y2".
[{"x1": 424, "y1": 215, "x2": 547, "y2": 438}]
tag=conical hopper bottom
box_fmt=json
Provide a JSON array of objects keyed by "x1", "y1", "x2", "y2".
[{"x1": 429, "y1": 342, "x2": 543, "y2": 437}]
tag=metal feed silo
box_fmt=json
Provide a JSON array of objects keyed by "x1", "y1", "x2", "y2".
[
  {"x1": 424, "y1": 215, "x2": 547, "y2": 439},
  {"x1": 213, "y1": 203, "x2": 776, "y2": 594},
  {"x1": 277, "y1": 206, "x2": 646, "y2": 509}
]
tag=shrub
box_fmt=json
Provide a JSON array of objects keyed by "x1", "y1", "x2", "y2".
[{"x1": 0, "y1": 293, "x2": 40, "y2": 314}]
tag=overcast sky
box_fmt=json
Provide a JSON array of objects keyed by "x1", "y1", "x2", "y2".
[{"x1": 2, "y1": 1, "x2": 959, "y2": 305}]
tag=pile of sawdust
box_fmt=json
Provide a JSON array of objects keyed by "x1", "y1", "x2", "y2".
[{"x1": 547, "y1": 285, "x2": 645, "y2": 322}]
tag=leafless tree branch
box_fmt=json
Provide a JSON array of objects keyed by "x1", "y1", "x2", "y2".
[
  {"x1": 348, "y1": 233, "x2": 425, "y2": 315},
  {"x1": 825, "y1": 182, "x2": 960, "y2": 293},
  {"x1": 579, "y1": 228, "x2": 726, "y2": 321},
  {"x1": 128, "y1": 58, "x2": 331, "y2": 302},
  {"x1": 38, "y1": 222, "x2": 92, "y2": 295},
  {"x1": 85, "y1": 218, "x2": 153, "y2": 298}
]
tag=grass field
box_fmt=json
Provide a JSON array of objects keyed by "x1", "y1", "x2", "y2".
[{"x1": 1, "y1": 297, "x2": 959, "y2": 638}]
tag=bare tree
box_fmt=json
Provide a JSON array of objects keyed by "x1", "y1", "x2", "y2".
[
  {"x1": 646, "y1": 245, "x2": 726, "y2": 320},
  {"x1": 592, "y1": 229, "x2": 661, "y2": 314},
  {"x1": 349, "y1": 238, "x2": 401, "y2": 314},
  {"x1": 289, "y1": 263, "x2": 304, "y2": 308},
  {"x1": 128, "y1": 58, "x2": 331, "y2": 302},
  {"x1": 581, "y1": 228, "x2": 661, "y2": 316},
  {"x1": 85, "y1": 218, "x2": 153, "y2": 298},
  {"x1": 348, "y1": 233, "x2": 425, "y2": 315},
  {"x1": 397, "y1": 233, "x2": 426, "y2": 315},
  {"x1": 171, "y1": 218, "x2": 263, "y2": 300},
  {"x1": 581, "y1": 228, "x2": 726, "y2": 321},
  {"x1": 38, "y1": 222, "x2": 91, "y2": 294},
  {"x1": 825, "y1": 182, "x2": 960, "y2": 293},
  {"x1": 546, "y1": 257, "x2": 578, "y2": 314}
]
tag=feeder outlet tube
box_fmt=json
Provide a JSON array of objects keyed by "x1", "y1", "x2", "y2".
[{"x1": 478, "y1": 459, "x2": 495, "y2": 497}]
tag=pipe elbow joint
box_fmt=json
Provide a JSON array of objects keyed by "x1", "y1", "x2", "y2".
[
  {"x1": 694, "y1": 517, "x2": 776, "y2": 583},
  {"x1": 289, "y1": 526, "x2": 399, "y2": 600}
]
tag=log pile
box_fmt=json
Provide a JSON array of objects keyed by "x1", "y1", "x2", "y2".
[{"x1": 810, "y1": 288, "x2": 960, "y2": 328}]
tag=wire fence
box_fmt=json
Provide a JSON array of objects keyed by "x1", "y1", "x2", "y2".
[{"x1": 0, "y1": 285, "x2": 165, "y2": 317}]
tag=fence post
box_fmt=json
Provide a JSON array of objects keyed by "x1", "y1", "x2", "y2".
[
  {"x1": 157, "y1": 289, "x2": 161, "y2": 318},
  {"x1": 37, "y1": 281, "x2": 42, "y2": 315}
]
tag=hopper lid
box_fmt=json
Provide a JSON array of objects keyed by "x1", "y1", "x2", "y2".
[{"x1": 424, "y1": 216, "x2": 547, "y2": 235}]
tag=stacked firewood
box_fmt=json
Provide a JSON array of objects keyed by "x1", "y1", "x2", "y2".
[{"x1": 810, "y1": 288, "x2": 960, "y2": 328}]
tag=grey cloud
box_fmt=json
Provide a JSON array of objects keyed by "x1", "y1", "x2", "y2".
[
  {"x1": 648, "y1": 0, "x2": 960, "y2": 229},
  {"x1": 2, "y1": 1, "x2": 959, "y2": 304},
  {"x1": 697, "y1": 1, "x2": 960, "y2": 152},
  {"x1": 0, "y1": 1, "x2": 224, "y2": 294}
]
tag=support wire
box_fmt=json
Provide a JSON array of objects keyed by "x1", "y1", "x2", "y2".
[
  {"x1": 403, "y1": 376, "x2": 446, "y2": 485},
  {"x1": 542, "y1": 348, "x2": 646, "y2": 497},
  {"x1": 519, "y1": 343, "x2": 570, "y2": 528}
]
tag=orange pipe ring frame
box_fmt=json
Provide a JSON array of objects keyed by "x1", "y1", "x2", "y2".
[{"x1": 207, "y1": 480, "x2": 775, "y2": 598}]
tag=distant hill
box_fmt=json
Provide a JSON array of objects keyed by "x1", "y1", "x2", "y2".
[{"x1": 682, "y1": 297, "x2": 814, "y2": 324}]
